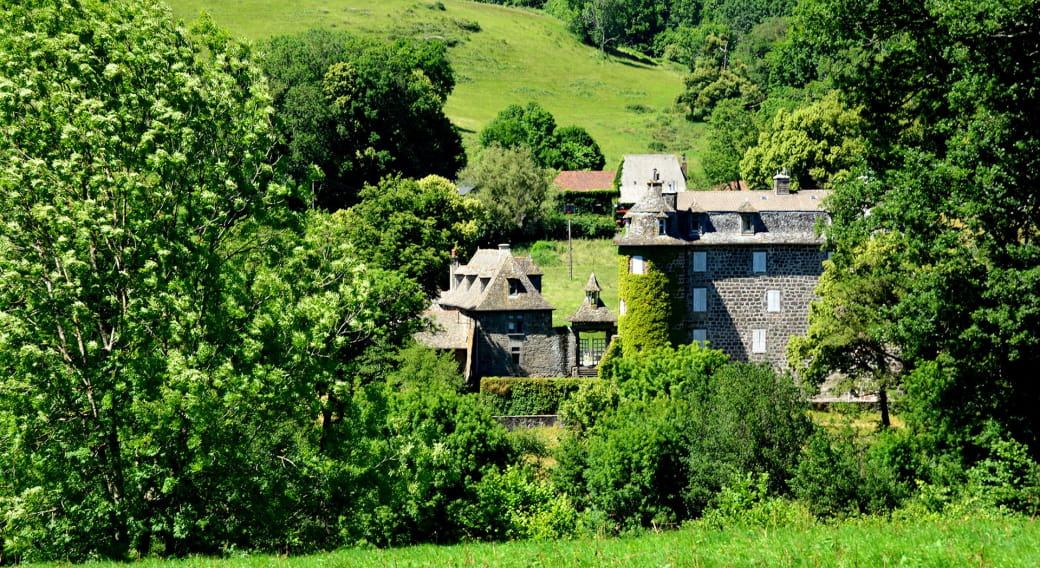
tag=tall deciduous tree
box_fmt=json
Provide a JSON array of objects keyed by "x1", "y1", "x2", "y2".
[
  {"x1": 799, "y1": 0, "x2": 1040, "y2": 451},
  {"x1": 0, "y1": 1, "x2": 431, "y2": 559},
  {"x1": 478, "y1": 102, "x2": 605, "y2": 171},
  {"x1": 340, "y1": 175, "x2": 483, "y2": 298},
  {"x1": 459, "y1": 145, "x2": 552, "y2": 243},
  {"x1": 262, "y1": 30, "x2": 465, "y2": 211},
  {"x1": 740, "y1": 90, "x2": 867, "y2": 189}
]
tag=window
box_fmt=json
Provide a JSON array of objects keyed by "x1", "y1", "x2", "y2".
[
  {"x1": 630, "y1": 255, "x2": 646, "y2": 275},
  {"x1": 690, "y1": 215, "x2": 703, "y2": 237},
  {"x1": 619, "y1": 299, "x2": 627, "y2": 315},
  {"x1": 693, "y1": 287, "x2": 707, "y2": 312},
  {"x1": 508, "y1": 278, "x2": 523, "y2": 297},
  {"x1": 657, "y1": 218, "x2": 667, "y2": 236},
  {"x1": 753, "y1": 251, "x2": 766, "y2": 273},
  {"x1": 511, "y1": 345, "x2": 521, "y2": 366},
  {"x1": 693, "y1": 251, "x2": 707, "y2": 272},
  {"x1": 507, "y1": 315, "x2": 524, "y2": 334},
  {"x1": 692, "y1": 328, "x2": 707, "y2": 346},
  {"x1": 767, "y1": 290, "x2": 781, "y2": 312},
  {"x1": 741, "y1": 213, "x2": 754, "y2": 235},
  {"x1": 752, "y1": 329, "x2": 767, "y2": 353}
]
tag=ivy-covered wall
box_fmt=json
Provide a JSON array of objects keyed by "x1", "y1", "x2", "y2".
[
  {"x1": 616, "y1": 249, "x2": 686, "y2": 357},
  {"x1": 480, "y1": 377, "x2": 605, "y2": 415}
]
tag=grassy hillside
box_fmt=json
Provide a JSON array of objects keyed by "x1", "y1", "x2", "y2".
[
  {"x1": 164, "y1": 0, "x2": 706, "y2": 170},
  {"x1": 514, "y1": 238, "x2": 618, "y2": 328}
]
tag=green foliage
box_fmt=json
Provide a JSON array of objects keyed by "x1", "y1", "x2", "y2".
[
  {"x1": 800, "y1": 0, "x2": 1040, "y2": 454},
  {"x1": 701, "y1": 98, "x2": 759, "y2": 185},
  {"x1": 677, "y1": 62, "x2": 763, "y2": 122},
  {"x1": 261, "y1": 29, "x2": 465, "y2": 210},
  {"x1": 790, "y1": 428, "x2": 911, "y2": 518},
  {"x1": 740, "y1": 90, "x2": 867, "y2": 189},
  {"x1": 558, "y1": 379, "x2": 620, "y2": 432},
  {"x1": 460, "y1": 144, "x2": 553, "y2": 243},
  {"x1": 339, "y1": 175, "x2": 482, "y2": 298},
  {"x1": 480, "y1": 378, "x2": 604, "y2": 415},
  {"x1": 478, "y1": 102, "x2": 605, "y2": 171},
  {"x1": 700, "y1": 473, "x2": 816, "y2": 531},
  {"x1": 459, "y1": 465, "x2": 579, "y2": 542},
  {"x1": 540, "y1": 213, "x2": 618, "y2": 240},
  {"x1": 558, "y1": 347, "x2": 812, "y2": 530}
]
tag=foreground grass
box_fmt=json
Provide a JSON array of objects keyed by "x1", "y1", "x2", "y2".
[
  {"x1": 164, "y1": 0, "x2": 705, "y2": 169},
  {"x1": 43, "y1": 515, "x2": 1040, "y2": 567}
]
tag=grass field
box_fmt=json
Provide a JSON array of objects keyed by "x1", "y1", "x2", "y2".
[
  {"x1": 513, "y1": 238, "x2": 618, "y2": 327},
  {"x1": 164, "y1": 0, "x2": 706, "y2": 171},
  {"x1": 42, "y1": 515, "x2": 1039, "y2": 567}
]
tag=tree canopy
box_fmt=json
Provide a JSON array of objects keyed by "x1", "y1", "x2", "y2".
[
  {"x1": 478, "y1": 102, "x2": 605, "y2": 171},
  {"x1": 797, "y1": 0, "x2": 1040, "y2": 452},
  {"x1": 261, "y1": 29, "x2": 465, "y2": 211}
]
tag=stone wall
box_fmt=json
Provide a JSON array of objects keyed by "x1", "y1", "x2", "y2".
[
  {"x1": 681, "y1": 244, "x2": 828, "y2": 367},
  {"x1": 474, "y1": 310, "x2": 565, "y2": 378}
]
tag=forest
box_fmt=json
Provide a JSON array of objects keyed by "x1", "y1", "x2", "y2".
[{"x1": 1, "y1": 0, "x2": 1039, "y2": 563}]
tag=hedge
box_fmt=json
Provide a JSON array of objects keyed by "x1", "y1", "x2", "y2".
[{"x1": 480, "y1": 377, "x2": 607, "y2": 415}]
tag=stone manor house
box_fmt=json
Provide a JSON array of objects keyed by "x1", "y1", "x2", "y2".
[{"x1": 418, "y1": 155, "x2": 831, "y2": 379}]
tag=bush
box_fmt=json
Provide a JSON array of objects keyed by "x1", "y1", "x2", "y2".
[
  {"x1": 790, "y1": 428, "x2": 909, "y2": 518},
  {"x1": 480, "y1": 377, "x2": 603, "y2": 415}
]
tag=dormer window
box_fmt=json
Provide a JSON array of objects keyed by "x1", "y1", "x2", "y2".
[
  {"x1": 657, "y1": 218, "x2": 667, "y2": 236},
  {"x1": 508, "y1": 278, "x2": 524, "y2": 297},
  {"x1": 741, "y1": 213, "x2": 754, "y2": 235}
]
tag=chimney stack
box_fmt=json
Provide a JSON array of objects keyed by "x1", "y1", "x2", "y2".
[{"x1": 773, "y1": 168, "x2": 791, "y2": 195}]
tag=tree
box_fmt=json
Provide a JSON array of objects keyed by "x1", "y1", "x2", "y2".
[
  {"x1": 0, "y1": 1, "x2": 290, "y2": 558},
  {"x1": 787, "y1": 232, "x2": 913, "y2": 427},
  {"x1": 459, "y1": 145, "x2": 553, "y2": 243},
  {"x1": 799, "y1": 0, "x2": 1040, "y2": 453},
  {"x1": 739, "y1": 90, "x2": 867, "y2": 189},
  {"x1": 0, "y1": 2, "x2": 434, "y2": 559},
  {"x1": 478, "y1": 102, "x2": 605, "y2": 171},
  {"x1": 702, "y1": 98, "x2": 759, "y2": 186},
  {"x1": 340, "y1": 175, "x2": 483, "y2": 298},
  {"x1": 262, "y1": 30, "x2": 465, "y2": 210}
]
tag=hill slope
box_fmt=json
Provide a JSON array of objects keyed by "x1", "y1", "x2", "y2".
[{"x1": 165, "y1": 0, "x2": 704, "y2": 169}]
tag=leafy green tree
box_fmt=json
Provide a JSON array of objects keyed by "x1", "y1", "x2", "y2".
[
  {"x1": 556, "y1": 345, "x2": 812, "y2": 529},
  {"x1": 340, "y1": 175, "x2": 483, "y2": 298},
  {"x1": 787, "y1": 232, "x2": 912, "y2": 427},
  {"x1": 740, "y1": 90, "x2": 867, "y2": 189},
  {"x1": 800, "y1": 0, "x2": 1040, "y2": 453},
  {"x1": 478, "y1": 102, "x2": 605, "y2": 171},
  {"x1": 702, "y1": 98, "x2": 759, "y2": 186},
  {"x1": 459, "y1": 145, "x2": 553, "y2": 243},
  {"x1": 0, "y1": 1, "x2": 295, "y2": 558},
  {"x1": 261, "y1": 30, "x2": 465, "y2": 210},
  {"x1": 676, "y1": 58, "x2": 763, "y2": 122}
]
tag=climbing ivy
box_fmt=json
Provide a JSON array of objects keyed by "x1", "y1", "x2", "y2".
[{"x1": 616, "y1": 251, "x2": 685, "y2": 357}]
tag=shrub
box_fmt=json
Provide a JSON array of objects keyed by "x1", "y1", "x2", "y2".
[{"x1": 790, "y1": 428, "x2": 909, "y2": 517}]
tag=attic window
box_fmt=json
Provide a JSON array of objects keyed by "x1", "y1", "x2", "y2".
[
  {"x1": 508, "y1": 278, "x2": 524, "y2": 297},
  {"x1": 657, "y1": 218, "x2": 667, "y2": 236},
  {"x1": 507, "y1": 315, "x2": 524, "y2": 334},
  {"x1": 741, "y1": 213, "x2": 754, "y2": 235}
]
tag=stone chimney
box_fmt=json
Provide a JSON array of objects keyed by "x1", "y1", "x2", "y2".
[
  {"x1": 773, "y1": 168, "x2": 791, "y2": 195},
  {"x1": 449, "y1": 248, "x2": 460, "y2": 291}
]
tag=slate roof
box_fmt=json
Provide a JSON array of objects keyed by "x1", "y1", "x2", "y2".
[
  {"x1": 568, "y1": 273, "x2": 617, "y2": 324},
  {"x1": 414, "y1": 309, "x2": 471, "y2": 350},
  {"x1": 619, "y1": 154, "x2": 687, "y2": 204},
  {"x1": 677, "y1": 189, "x2": 831, "y2": 212},
  {"x1": 554, "y1": 170, "x2": 616, "y2": 192},
  {"x1": 438, "y1": 246, "x2": 554, "y2": 312}
]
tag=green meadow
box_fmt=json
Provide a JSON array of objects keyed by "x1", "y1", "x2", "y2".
[
  {"x1": 31, "y1": 514, "x2": 1040, "y2": 567},
  {"x1": 514, "y1": 238, "x2": 618, "y2": 327},
  {"x1": 165, "y1": 0, "x2": 706, "y2": 170}
]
